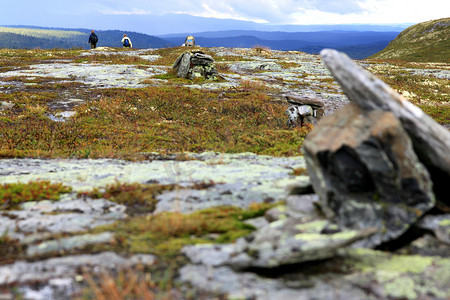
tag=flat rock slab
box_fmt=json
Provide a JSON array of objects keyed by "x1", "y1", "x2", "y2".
[
  {"x1": 0, "y1": 153, "x2": 307, "y2": 214},
  {"x1": 0, "y1": 252, "x2": 157, "y2": 299},
  {"x1": 0, "y1": 63, "x2": 166, "y2": 89},
  {"x1": 417, "y1": 214, "x2": 450, "y2": 244},
  {"x1": 183, "y1": 218, "x2": 375, "y2": 269},
  {"x1": 179, "y1": 249, "x2": 450, "y2": 300}
]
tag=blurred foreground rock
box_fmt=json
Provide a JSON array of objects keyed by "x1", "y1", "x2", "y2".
[
  {"x1": 303, "y1": 49, "x2": 450, "y2": 247},
  {"x1": 178, "y1": 50, "x2": 450, "y2": 299},
  {"x1": 320, "y1": 49, "x2": 450, "y2": 207},
  {"x1": 304, "y1": 103, "x2": 435, "y2": 247}
]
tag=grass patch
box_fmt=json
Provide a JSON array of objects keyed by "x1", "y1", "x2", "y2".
[
  {"x1": 0, "y1": 85, "x2": 309, "y2": 158},
  {"x1": 0, "y1": 233, "x2": 23, "y2": 264},
  {"x1": 74, "y1": 53, "x2": 151, "y2": 65},
  {"x1": 93, "y1": 202, "x2": 277, "y2": 259},
  {"x1": 0, "y1": 48, "x2": 82, "y2": 68},
  {"x1": 79, "y1": 182, "x2": 177, "y2": 215},
  {"x1": 0, "y1": 180, "x2": 72, "y2": 210},
  {"x1": 370, "y1": 69, "x2": 450, "y2": 125}
]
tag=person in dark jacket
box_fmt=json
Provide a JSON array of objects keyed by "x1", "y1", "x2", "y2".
[{"x1": 88, "y1": 30, "x2": 98, "y2": 49}]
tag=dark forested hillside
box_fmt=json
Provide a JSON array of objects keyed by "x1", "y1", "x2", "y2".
[{"x1": 0, "y1": 27, "x2": 172, "y2": 49}]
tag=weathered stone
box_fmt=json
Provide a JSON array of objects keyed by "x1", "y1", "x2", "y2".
[
  {"x1": 285, "y1": 194, "x2": 320, "y2": 216},
  {"x1": 229, "y1": 219, "x2": 376, "y2": 268},
  {"x1": 229, "y1": 61, "x2": 282, "y2": 73},
  {"x1": 173, "y1": 51, "x2": 192, "y2": 78},
  {"x1": 26, "y1": 232, "x2": 115, "y2": 257},
  {"x1": 345, "y1": 249, "x2": 450, "y2": 300},
  {"x1": 321, "y1": 49, "x2": 450, "y2": 205},
  {"x1": 172, "y1": 51, "x2": 218, "y2": 80},
  {"x1": 0, "y1": 101, "x2": 14, "y2": 111},
  {"x1": 179, "y1": 264, "x2": 378, "y2": 300},
  {"x1": 284, "y1": 93, "x2": 325, "y2": 127},
  {"x1": 303, "y1": 103, "x2": 435, "y2": 247},
  {"x1": 400, "y1": 234, "x2": 450, "y2": 257},
  {"x1": 180, "y1": 248, "x2": 450, "y2": 300},
  {"x1": 283, "y1": 92, "x2": 325, "y2": 108},
  {"x1": 416, "y1": 214, "x2": 450, "y2": 244},
  {"x1": 264, "y1": 205, "x2": 287, "y2": 222},
  {"x1": 0, "y1": 252, "x2": 157, "y2": 285},
  {"x1": 183, "y1": 217, "x2": 375, "y2": 270}
]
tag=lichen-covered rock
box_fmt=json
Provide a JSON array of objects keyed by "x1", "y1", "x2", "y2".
[
  {"x1": 229, "y1": 61, "x2": 282, "y2": 73},
  {"x1": 303, "y1": 103, "x2": 435, "y2": 247},
  {"x1": 183, "y1": 217, "x2": 375, "y2": 269},
  {"x1": 0, "y1": 252, "x2": 156, "y2": 286},
  {"x1": 416, "y1": 214, "x2": 450, "y2": 244},
  {"x1": 180, "y1": 248, "x2": 450, "y2": 300},
  {"x1": 345, "y1": 249, "x2": 450, "y2": 300}
]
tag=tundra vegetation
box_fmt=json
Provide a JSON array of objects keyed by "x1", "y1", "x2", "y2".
[{"x1": 0, "y1": 42, "x2": 449, "y2": 298}]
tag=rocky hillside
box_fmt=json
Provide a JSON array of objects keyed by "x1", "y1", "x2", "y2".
[
  {"x1": 0, "y1": 46, "x2": 449, "y2": 299},
  {"x1": 370, "y1": 17, "x2": 450, "y2": 62}
]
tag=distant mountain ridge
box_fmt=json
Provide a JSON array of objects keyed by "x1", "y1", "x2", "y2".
[
  {"x1": 162, "y1": 30, "x2": 399, "y2": 59},
  {"x1": 1, "y1": 25, "x2": 401, "y2": 59},
  {"x1": 370, "y1": 18, "x2": 450, "y2": 62}
]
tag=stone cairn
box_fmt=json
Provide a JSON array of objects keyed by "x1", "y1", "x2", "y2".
[
  {"x1": 304, "y1": 49, "x2": 450, "y2": 247},
  {"x1": 172, "y1": 51, "x2": 218, "y2": 80},
  {"x1": 284, "y1": 93, "x2": 325, "y2": 127}
]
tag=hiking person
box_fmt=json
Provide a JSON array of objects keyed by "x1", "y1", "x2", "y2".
[
  {"x1": 121, "y1": 34, "x2": 132, "y2": 48},
  {"x1": 183, "y1": 35, "x2": 195, "y2": 47},
  {"x1": 88, "y1": 30, "x2": 98, "y2": 49}
]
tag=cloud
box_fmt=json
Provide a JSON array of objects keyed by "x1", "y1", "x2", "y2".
[
  {"x1": 91, "y1": 0, "x2": 367, "y2": 23},
  {"x1": 1, "y1": 0, "x2": 448, "y2": 28}
]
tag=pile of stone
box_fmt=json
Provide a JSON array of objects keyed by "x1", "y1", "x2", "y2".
[
  {"x1": 304, "y1": 49, "x2": 450, "y2": 247},
  {"x1": 179, "y1": 49, "x2": 450, "y2": 299},
  {"x1": 284, "y1": 93, "x2": 325, "y2": 127},
  {"x1": 172, "y1": 51, "x2": 218, "y2": 80}
]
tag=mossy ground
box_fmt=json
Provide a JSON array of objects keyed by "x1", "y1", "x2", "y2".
[
  {"x1": 1, "y1": 83, "x2": 309, "y2": 159},
  {"x1": 0, "y1": 179, "x2": 278, "y2": 297},
  {"x1": 367, "y1": 62, "x2": 450, "y2": 125},
  {"x1": 370, "y1": 18, "x2": 450, "y2": 63},
  {"x1": 0, "y1": 180, "x2": 72, "y2": 210}
]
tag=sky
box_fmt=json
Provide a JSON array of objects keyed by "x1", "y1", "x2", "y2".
[{"x1": 1, "y1": 0, "x2": 449, "y2": 34}]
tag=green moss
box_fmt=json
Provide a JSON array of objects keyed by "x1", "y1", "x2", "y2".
[
  {"x1": 438, "y1": 219, "x2": 450, "y2": 227},
  {"x1": 0, "y1": 180, "x2": 72, "y2": 210},
  {"x1": 1, "y1": 84, "x2": 309, "y2": 158},
  {"x1": 91, "y1": 203, "x2": 276, "y2": 259},
  {"x1": 295, "y1": 220, "x2": 328, "y2": 233},
  {"x1": 345, "y1": 249, "x2": 450, "y2": 299},
  {"x1": 352, "y1": 248, "x2": 433, "y2": 274},
  {"x1": 383, "y1": 277, "x2": 417, "y2": 299}
]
